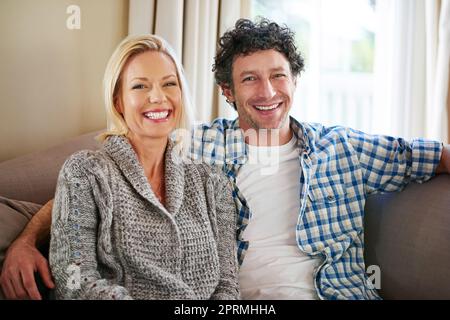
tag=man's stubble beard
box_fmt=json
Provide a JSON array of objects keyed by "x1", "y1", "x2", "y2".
[{"x1": 237, "y1": 103, "x2": 290, "y2": 131}]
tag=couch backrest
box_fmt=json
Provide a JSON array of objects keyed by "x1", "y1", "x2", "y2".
[{"x1": 0, "y1": 131, "x2": 101, "y2": 205}]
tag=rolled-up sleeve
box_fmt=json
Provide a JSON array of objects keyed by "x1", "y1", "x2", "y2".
[
  {"x1": 409, "y1": 138, "x2": 443, "y2": 182},
  {"x1": 346, "y1": 128, "x2": 443, "y2": 194}
]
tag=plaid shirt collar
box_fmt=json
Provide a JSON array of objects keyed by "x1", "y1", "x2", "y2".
[{"x1": 218, "y1": 116, "x2": 311, "y2": 170}]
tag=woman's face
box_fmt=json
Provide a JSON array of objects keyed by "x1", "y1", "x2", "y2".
[{"x1": 117, "y1": 51, "x2": 182, "y2": 143}]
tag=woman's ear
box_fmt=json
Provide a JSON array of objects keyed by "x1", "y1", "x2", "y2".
[{"x1": 114, "y1": 94, "x2": 124, "y2": 115}]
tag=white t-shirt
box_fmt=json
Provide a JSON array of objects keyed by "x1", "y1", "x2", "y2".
[{"x1": 236, "y1": 135, "x2": 322, "y2": 300}]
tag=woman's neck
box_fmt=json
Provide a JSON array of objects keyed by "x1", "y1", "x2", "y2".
[{"x1": 127, "y1": 133, "x2": 167, "y2": 179}]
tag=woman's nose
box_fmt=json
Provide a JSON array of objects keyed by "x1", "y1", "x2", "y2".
[{"x1": 148, "y1": 86, "x2": 165, "y2": 104}]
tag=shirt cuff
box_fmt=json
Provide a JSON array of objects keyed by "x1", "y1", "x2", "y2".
[{"x1": 410, "y1": 138, "x2": 443, "y2": 183}]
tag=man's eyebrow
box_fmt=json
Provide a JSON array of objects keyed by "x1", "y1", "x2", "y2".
[{"x1": 238, "y1": 67, "x2": 288, "y2": 77}]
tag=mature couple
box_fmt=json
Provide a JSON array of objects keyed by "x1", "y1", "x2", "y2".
[{"x1": 1, "y1": 18, "x2": 449, "y2": 300}]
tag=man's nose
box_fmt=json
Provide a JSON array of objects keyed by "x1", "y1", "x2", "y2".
[
  {"x1": 148, "y1": 86, "x2": 165, "y2": 104},
  {"x1": 257, "y1": 79, "x2": 276, "y2": 99}
]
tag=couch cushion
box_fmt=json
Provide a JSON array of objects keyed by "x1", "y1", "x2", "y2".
[
  {"x1": 0, "y1": 196, "x2": 42, "y2": 269},
  {"x1": 364, "y1": 174, "x2": 450, "y2": 299}
]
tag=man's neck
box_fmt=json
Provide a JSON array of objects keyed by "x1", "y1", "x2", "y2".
[{"x1": 242, "y1": 124, "x2": 293, "y2": 147}]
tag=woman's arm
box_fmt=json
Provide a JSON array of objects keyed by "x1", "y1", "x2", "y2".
[
  {"x1": 50, "y1": 152, "x2": 132, "y2": 300},
  {"x1": 208, "y1": 170, "x2": 240, "y2": 300}
]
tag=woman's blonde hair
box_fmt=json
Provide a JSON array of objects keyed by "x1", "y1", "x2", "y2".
[{"x1": 99, "y1": 34, "x2": 194, "y2": 154}]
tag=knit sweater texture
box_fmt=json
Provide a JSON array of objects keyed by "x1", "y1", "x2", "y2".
[{"x1": 49, "y1": 135, "x2": 240, "y2": 300}]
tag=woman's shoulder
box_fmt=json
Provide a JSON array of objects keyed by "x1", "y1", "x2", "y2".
[{"x1": 60, "y1": 148, "x2": 110, "y2": 177}]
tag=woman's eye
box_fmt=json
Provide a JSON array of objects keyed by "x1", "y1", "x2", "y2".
[
  {"x1": 164, "y1": 82, "x2": 178, "y2": 87},
  {"x1": 132, "y1": 84, "x2": 146, "y2": 89}
]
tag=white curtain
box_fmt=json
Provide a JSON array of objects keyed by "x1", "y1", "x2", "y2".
[
  {"x1": 128, "y1": 0, "x2": 185, "y2": 64},
  {"x1": 183, "y1": 0, "x2": 221, "y2": 122},
  {"x1": 128, "y1": 0, "x2": 252, "y2": 123},
  {"x1": 373, "y1": 0, "x2": 449, "y2": 142},
  {"x1": 216, "y1": 0, "x2": 252, "y2": 120},
  {"x1": 426, "y1": 0, "x2": 450, "y2": 142}
]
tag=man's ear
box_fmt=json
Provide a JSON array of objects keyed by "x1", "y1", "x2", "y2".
[{"x1": 220, "y1": 84, "x2": 235, "y2": 104}]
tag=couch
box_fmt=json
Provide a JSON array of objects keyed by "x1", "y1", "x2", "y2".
[{"x1": 1, "y1": 130, "x2": 449, "y2": 299}]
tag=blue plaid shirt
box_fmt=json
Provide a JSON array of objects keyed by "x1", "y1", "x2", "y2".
[{"x1": 189, "y1": 116, "x2": 443, "y2": 300}]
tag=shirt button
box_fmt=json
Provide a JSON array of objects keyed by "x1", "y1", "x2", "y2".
[{"x1": 327, "y1": 195, "x2": 335, "y2": 201}]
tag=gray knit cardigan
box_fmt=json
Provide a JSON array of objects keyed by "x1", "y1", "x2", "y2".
[{"x1": 49, "y1": 135, "x2": 240, "y2": 300}]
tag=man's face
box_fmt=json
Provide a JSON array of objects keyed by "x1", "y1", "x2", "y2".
[{"x1": 222, "y1": 49, "x2": 297, "y2": 133}]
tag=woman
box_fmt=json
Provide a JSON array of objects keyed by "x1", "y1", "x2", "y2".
[{"x1": 49, "y1": 35, "x2": 240, "y2": 300}]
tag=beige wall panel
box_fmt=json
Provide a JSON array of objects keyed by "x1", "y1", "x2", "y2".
[{"x1": 0, "y1": 0, "x2": 128, "y2": 161}]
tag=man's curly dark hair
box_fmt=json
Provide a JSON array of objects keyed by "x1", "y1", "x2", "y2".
[{"x1": 213, "y1": 17, "x2": 305, "y2": 89}]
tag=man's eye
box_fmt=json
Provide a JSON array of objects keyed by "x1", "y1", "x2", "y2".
[
  {"x1": 243, "y1": 76, "x2": 256, "y2": 82},
  {"x1": 132, "y1": 84, "x2": 145, "y2": 89},
  {"x1": 274, "y1": 73, "x2": 286, "y2": 78}
]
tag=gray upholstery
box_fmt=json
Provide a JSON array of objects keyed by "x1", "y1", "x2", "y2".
[
  {"x1": 0, "y1": 131, "x2": 101, "y2": 205},
  {"x1": 0, "y1": 130, "x2": 449, "y2": 299},
  {"x1": 364, "y1": 174, "x2": 450, "y2": 299}
]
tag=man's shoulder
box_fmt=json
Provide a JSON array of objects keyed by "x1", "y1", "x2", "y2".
[
  {"x1": 292, "y1": 118, "x2": 349, "y2": 141},
  {"x1": 193, "y1": 117, "x2": 239, "y2": 133}
]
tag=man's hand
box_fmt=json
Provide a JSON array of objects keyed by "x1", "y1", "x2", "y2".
[
  {"x1": 0, "y1": 237, "x2": 54, "y2": 300},
  {"x1": 436, "y1": 144, "x2": 450, "y2": 174},
  {"x1": 0, "y1": 199, "x2": 55, "y2": 300}
]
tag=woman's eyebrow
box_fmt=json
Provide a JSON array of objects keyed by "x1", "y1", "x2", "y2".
[{"x1": 130, "y1": 74, "x2": 177, "y2": 81}]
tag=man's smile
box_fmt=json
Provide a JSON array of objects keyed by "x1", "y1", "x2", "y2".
[{"x1": 253, "y1": 102, "x2": 282, "y2": 111}]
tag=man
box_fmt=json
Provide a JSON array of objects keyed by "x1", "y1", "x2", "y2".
[{"x1": 1, "y1": 18, "x2": 449, "y2": 300}]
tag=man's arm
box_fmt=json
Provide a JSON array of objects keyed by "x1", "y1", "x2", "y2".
[
  {"x1": 344, "y1": 127, "x2": 443, "y2": 194},
  {"x1": 0, "y1": 199, "x2": 55, "y2": 300},
  {"x1": 436, "y1": 144, "x2": 450, "y2": 174}
]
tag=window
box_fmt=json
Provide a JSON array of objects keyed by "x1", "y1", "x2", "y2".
[{"x1": 251, "y1": 0, "x2": 377, "y2": 132}]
